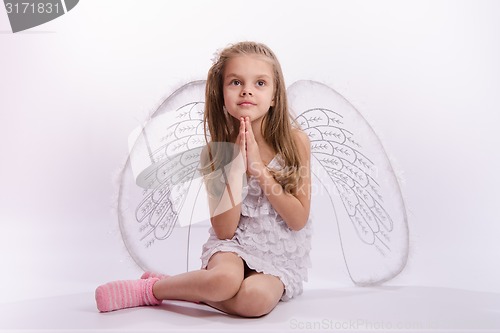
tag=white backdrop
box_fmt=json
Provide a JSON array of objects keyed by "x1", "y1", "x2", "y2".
[{"x1": 1, "y1": 0, "x2": 499, "y2": 304}]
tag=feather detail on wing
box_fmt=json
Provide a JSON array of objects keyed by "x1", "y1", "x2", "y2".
[
  {"x1": 117, "y1": 81, "x2": 210, "y2": 273},
  {"x1": 288, "y1": 80, "x2": 409, "y2": 285}
]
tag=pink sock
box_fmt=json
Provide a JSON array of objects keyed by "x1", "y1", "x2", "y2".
[
  {"x1": 141, "y1": 271, "x2": 170, "y2": 280},
  {"x1": 141, "y1": 272, "x2": 200, "y2": 305},
  {"x1": 95, "y1": 278, "x2": 161, "y2": 312}
]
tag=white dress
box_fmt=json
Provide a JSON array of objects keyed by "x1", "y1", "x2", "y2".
[{"x1": 200, "y1": 155, "x2": 312, "y2": 301}]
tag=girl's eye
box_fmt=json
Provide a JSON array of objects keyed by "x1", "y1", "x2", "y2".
[
  {"x1": 257, "y1": 81, "x2": 265, "y2": 87},
  {"x1": 231, "y1": 80, "x2": 241, "y2": 86}
]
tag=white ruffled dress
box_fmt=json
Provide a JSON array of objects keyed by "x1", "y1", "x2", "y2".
[{"x1": 200, "y1": 155, "x2": 312, "y2": 301}]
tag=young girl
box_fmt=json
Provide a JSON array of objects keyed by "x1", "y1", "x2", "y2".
[{"x1": 95, "y1": 41, "x2": 312, "y2": 317}]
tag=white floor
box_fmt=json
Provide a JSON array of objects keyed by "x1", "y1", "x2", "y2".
[
  {"x1": 1, "y1": 285, "x2": 499, "y2": 332},
  {"x1": 1, "y1": 218, "x2": 499, "y2": 332}
]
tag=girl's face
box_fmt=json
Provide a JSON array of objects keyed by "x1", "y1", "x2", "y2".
[{"x1": 222, "y1": 55, "x2": 275, "y2": 124}]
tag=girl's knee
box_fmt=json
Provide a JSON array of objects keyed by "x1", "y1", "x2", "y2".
[
  {"x1": 234, "y1": 284, "x2": 281, "y2": 317},
  {"x1": 205, "y1": 269, "x2": 243, "y2": 301}
]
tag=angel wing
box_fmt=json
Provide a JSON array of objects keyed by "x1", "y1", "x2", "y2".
[
  {"x1": 288, "y1": 80, "x2": 409, "y2": 286},
  {"x1": 117, "y1": 79, "x2": 409, "y2": 285},
  {"x1": 117, "y1": 80, "x2": 211, "y2": 274}
]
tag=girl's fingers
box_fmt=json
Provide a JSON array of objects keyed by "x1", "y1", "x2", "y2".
[
  {"x1": 240, "y1": 118, "x2": 246, "y2": 161},
  {"x1": 245, "y1": 117, "x2": 254, "y2": 142},
  {"x1": 240, "y1": 117, "x2": 245, "y2": 133},
  {"x1": 237, "y1": 117, "x2": 245, "y2": 146},
  {"x1": 245, "y1": 117, "x2": 255, "y2": 151},
  {"x1": 241, "y1": 118, "x2": 247, "y2": 168},
  {"x1": 243, "y1": 117, "x2": 264, "y2": 176}
]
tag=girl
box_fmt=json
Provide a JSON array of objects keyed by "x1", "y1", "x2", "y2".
[{"x1": 95, "y1": 41, "x2": 312, "y2": 318}]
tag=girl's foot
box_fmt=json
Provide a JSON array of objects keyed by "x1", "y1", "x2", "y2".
[
  {"x1": 141, "y1": 272, "x2": 201, "y2": 305},
  {"x1": 95, "y1": 277, "x2": 161, "y2": 312}
]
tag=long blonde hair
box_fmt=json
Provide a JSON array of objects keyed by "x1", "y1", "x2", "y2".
[{"x1": 203, "y1": 41, "x2": 303, "y2": 194}]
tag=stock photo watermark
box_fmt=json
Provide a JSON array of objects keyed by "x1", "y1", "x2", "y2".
[
  {"x1": 289, "y1": 318, "x2": 441, "y2": 331},
  {"x1": 3, "y1": 0, "x2": 79, "y2": 33}
]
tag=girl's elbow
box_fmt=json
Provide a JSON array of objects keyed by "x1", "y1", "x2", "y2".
[
  {"x1": 210, "y1": 213, "x2": 239, "y2": 240},
  {"x1": 287, "y1": 215, "x2": 309, "y2": 231},
  {"x1": 211, "y1": 220, "x2": 236, "y2": 240},
  {"x1": 290, "y1": 221, "x2": 307, "y2": 231},
  {"x1": 215, "y1": 230, "x2": 235, "y2": 240}
]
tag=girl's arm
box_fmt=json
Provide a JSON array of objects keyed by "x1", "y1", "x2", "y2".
[
  {"x1": 256, "y1": 130, "x2": 312, "y2": 231},
  {"x1": 206, "y1": 164, "x2": 245, "y2": 240},
  {"x1": 201, "y1": 119, "x2": 247, "y2": 240}
]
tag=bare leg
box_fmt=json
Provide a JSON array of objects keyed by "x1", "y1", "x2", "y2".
[
  {"x1": 204, "y1": 270, "x2": 285, "y2": 317},
  {"x1": 96, "y1": 251, "x2": 284, "y2": 316},
  {"x1": 152, "y1": 252, "x2": 245, "y2": 303}
]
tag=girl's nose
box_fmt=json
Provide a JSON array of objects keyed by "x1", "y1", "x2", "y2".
[{"x1": 241, "y1": 86, "x2": 253, "y2": 96}]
